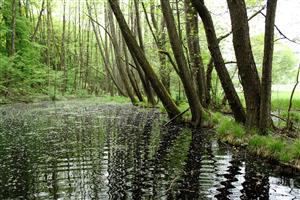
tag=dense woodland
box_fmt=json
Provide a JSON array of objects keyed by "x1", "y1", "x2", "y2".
[{"x1": 0, "y1": 0, "x2": 299, "y2": 133}]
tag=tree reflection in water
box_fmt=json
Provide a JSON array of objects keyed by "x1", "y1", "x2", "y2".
[{"x1": 0, "y1": 102, "x2": 299, "y2": 199}]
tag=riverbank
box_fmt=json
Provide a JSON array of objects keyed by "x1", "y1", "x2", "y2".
[{"x1": 212, "y1": 112, "x2": 300, "y2": 171}]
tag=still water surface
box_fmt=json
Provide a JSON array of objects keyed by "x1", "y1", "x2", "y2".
[{"x1": 0, "y1": 100, "x2": 299, "y2": 199}]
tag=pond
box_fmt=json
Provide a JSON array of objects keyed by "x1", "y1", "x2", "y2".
[{"x1": 0, "y1": 100, "x2": 299, "y2": 199}]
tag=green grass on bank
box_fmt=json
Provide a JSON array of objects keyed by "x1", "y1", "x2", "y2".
[
  {"x1": 212, "y1": 112, "x2": 300, "y2": 169},
  {"x1": 272, "y1": 92, "x2": 300, "y2": 110}
]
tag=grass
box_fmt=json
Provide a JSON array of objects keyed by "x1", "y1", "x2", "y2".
[
  {"x1": 212, "y1": 112, "x2": 300, "y2": 169},
  {"x1": 248, "y1": 135, "x2": 285, "y2": 158},
  {"x1": 272, "y1": 91, "x2": 300, "y2": 110},
  {"x1": 214, "y1": 113, "x2": 246, "y2": 145}
]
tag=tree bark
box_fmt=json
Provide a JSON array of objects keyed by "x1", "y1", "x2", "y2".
[
  {"x1": 184, "y1": 0, "x2": 207, "y2": 107},
  {"x1": 160, "y1": 0, "x2": 203, "y2": 126},
  {"x1": 259, "y1": 0, "x2": 278, "y2": 134},
  {"x1": 227, "y1": 0, "x2": 261, "y2": 128},
  {"x1": 108, "y1": 0, "x2": 180, "y2": 119},
  {"x1": 191, "y1": 0, "x2": 246, "y2": 123}
]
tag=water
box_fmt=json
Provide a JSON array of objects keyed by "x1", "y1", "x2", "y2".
[{"x1": 0, "y1": 100, "x2": 299, "y2": 199}]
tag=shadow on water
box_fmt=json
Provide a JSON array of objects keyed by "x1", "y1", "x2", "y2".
[{"x1": 0, "y1": 101, "x2": 299, "y2": 199}]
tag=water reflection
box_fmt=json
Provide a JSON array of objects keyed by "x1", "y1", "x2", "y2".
[{"x1": 0, "y1": 101, "x2": 299, "y2": 199}]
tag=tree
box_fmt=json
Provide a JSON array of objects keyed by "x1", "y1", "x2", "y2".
[
  {"x1": 191, "y1": 0, "x2": 246, "y2": 123},
  {"x1": 184, "y1": 0, "x2": 207, "y2": 107},
  {"x1": 160, "y1": 0, "x2": 203, "y2": 126},
  {"x1": 227, "y1": 0, "x2": 261, "y2": 128},
  {"x1": 259, "y1": 0, "x2": 278, "y2": 134},
  {"x1": 107, "y1": 1, "x2": 138, "y2": 105},
  {"x1": 108, "y1": 0, "x2": 181, "y2": 119}
]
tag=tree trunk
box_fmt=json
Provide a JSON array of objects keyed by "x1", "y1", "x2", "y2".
[
  {"x1": 31, "y1": 0, "x2": 45, "y2": 41},
  {"x1": 86, "y1": 0, "x2": 126, "y2": 96},
  {"x1": 133, "y1": 0, "x2": 155, "y2": 105},
  {"x1": 184, "y1": 0, "x2": 207, "y2": 107},
  {"x1": 259, "y1": 0, "x2": 278, "y2": 134},
  {"x1": 227, "y1": 0, "x2": 261, "y2": 128},
  {"x1": 191, "y1": 0, "x2": 246, "y2": 123},
  {"x1": 160, "y1": 0, "x2": 203, "y2": 126},
  {"x1": 108, "y1": 0, "x2": 180, "y2": 119},
  {"x1": 46, "y1": 0, "x2": 51, "y2": 88},
  {"x1": 123, "y1": 41, "x2": 144, "y2": 102},
  {"x1": 78, "y1": 0, "x2": 83, "y2": 88},
  {"x1": 10, "y1": 0, "x2": 17, "y2": 56},
  {"x1": 206, "y1": 58, "x2": 214, "y2": 106},
  {"x1": 60, "y1": 0, "x2": 67, "y2": 94},
  {"x1": 107, "y1": 3, "x2": 138, "y2": 105},
  {"x1": 145, "y1": 1, "x2": 171, "y2": 93}
]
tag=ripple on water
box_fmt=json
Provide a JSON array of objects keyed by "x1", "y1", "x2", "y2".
[{"x1": 0, "y1": 101, "x2": 299, "y2": 199}]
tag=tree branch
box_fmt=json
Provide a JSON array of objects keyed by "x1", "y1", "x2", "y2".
[
  {"x1": 158, "y1": 50, "x2": 179, "y2": 75},
  {"x1": 259, "y1": 11, "x2": 300, "y2": 45}
]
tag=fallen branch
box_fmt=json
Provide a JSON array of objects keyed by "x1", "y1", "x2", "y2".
[
  {"x1": 270, "y1": 113, "x2": 299, "y2": 131},
  {"x1": 163, "y1": 107, "x2": 190, "y2": 126}
]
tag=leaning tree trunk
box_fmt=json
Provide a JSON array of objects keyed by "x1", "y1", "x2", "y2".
[
  {"x1": 190, "y1": 0, "x2": 246, "y2": 123},
  {"x1": 227, "y1": 0, "x2": 261, "y2": 128},
  {"x1": 108, "y1": 0, "x2": 181, "y2": 119},
  {"x1": 160, "y1": 0, "x2": 203, "y2": 126},
  {"x1": 259, "y1": 0, "x2": 278, "y2": 134},
  {"x1": 107, "y1": 2, "x2": 138, "y2": 105},
  {"x1": 31, "y1": 0, "x2": 45, "y2": 41},
  {"x1": 146, "y1": 1, "x2": 171, "y2": 93},
  {"x1": 133, "y1": 0, "x2": 156, "y2": 105},
  {"x1": 184, "y1": 0, "x2": 208, "y2": 107}
]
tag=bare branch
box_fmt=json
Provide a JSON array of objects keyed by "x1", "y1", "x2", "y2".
[
  {"x1": 217, "y1": 5, "x2": 266, "y2": 43},
  {"x1": 259, "y1": 11, "x2": 300, "y2": 45}
]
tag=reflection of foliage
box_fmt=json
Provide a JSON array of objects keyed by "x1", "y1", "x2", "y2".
[
  {"x1": 251, "y1": 34, "x2": 298, "y2": 84},
  {"x1": 165, "y1": 129, "x2": 192, "y2": 175}
]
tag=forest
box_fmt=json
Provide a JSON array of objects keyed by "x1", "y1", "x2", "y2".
[{"x1": 0, "y1": 0, "x2": 300, "y2": 199}]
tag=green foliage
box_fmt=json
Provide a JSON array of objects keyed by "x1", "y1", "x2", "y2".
[
  {"x1": 0, "y1": 0, "x2": 50, "y2": 101},
  {"x1": 166, "y1": 129, "x2": 192, "y2": 173}
]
